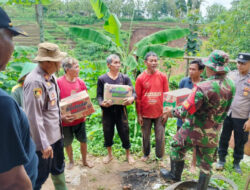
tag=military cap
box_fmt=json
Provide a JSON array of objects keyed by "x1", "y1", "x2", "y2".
[
  {"x1": 204, "y1": 50, "x2": 230, "y2": 73},
  {"x1": 237, "y1": 53, "x2": 250, "y2": 63},
  {"x1": 0, "y1": 7, "x2": 27, "y2": 36}
]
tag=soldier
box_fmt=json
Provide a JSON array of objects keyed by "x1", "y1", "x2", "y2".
[
  {"x1": 216, "y1": 53, "x2": 250, "y2": 174},
  {"x1": 160, "y1": 50, "x2": 235, "y2": 190},
  {"x1": 23, "y1": 42, "x2": 68, "y2": 190}
]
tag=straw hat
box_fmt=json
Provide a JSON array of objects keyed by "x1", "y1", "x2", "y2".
[{"x1": 34, "y1": 42, "x2": 67, "y2": 62}]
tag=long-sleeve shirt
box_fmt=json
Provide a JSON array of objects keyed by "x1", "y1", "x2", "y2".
[
  {"x1": 24, "y1": 66, "x2": 61, "y2": 151},
  {"x1": 135, "y1": 70, "x2": 169, "y2": 118},
  {"x1": 172, "y1": 75, "x2": 235, "y2": 148}
]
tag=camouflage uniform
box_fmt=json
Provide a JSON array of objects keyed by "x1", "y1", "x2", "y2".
[
  {"x1": 160, "y1": 50, "x2": 235, "y2": 190},
  {"x1": 171, "y1": 75, "x2": 235, "y2": 174}
]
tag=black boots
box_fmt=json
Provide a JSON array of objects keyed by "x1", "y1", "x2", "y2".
[
  {"x1": 233, "y1": 161, "x2": 242, "y2": 174},
  {"x1": 196, "y1": 172, "x2": 211, "y2": 190},
  {"x1": 160, "y1": 159, "x2": 184, "y2": 182}
]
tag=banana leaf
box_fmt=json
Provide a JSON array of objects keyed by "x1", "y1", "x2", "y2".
[
  {"x1": 104, "y1": 14, "x2": 121, "y2": 46},
  {"x1": 90, "y1": 0, "x2": 110, "y2": 19},
  {"x1": 69, "y1": 27, "x2": 114, "y2": 47},
  {"x1": 124, "y1": 55, "x2": 137, "y2": 71},
  {"x1": 137, "y1": 45, "x2": 185, "y2": 58},
  {"x1": 135, "y1": 28, "x2": 190, "y2": 48},
  {"x1": 89, "y1": 0, "x2": 121, "y2": 46}
]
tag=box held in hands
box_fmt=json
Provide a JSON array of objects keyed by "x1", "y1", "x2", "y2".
[
  {"x1": 163, "y1": 88, "x2": 192, "y2": 110},
  {"x1": 104, "y1": 83, "x2": 133, "y2": 105},
  {"x1": 60, "y1": 90, "x2": 95, "y2": 119}
]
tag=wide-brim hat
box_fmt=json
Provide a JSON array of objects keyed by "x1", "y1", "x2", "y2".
[
  {"x1": 34, "y1": 42, "x2": 67, "y2": 62},
  {"x1": 203, "y1": 50, "x2": 230, "y2": 73},
  {"x1": 18, "y1": 62, "x2": 37, "y2": 82},
  {"x1": 236, "y1": 53, "x2": 250, "y2": 63},
  {"x1": 0, "y1": 7, "x2": 28, "y2": 36}
]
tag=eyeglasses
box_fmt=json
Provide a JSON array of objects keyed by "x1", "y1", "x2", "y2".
[{"x1": 237, "y1": 62, "x2": 247, "y2": 65}]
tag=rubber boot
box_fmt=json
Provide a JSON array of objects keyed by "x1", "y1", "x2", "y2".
[
  {"x1": 51, "y1": 172, "x2": 68, "y2": 190},
  {"x1": 160, "y1": 159, "x2": 184, "y2": 182},
  {"x1": 196, "y1": 172, "x2": 211, "y2": 190}
]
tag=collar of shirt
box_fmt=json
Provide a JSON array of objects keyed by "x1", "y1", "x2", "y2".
[{"x1": 37, "y1": 66, "x2": 54, "y2": 82}]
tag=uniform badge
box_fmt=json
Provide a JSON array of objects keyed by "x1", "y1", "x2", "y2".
[
  {"x1": 51, "y1": 92, "x2": 55, "y2": 99},
  {"x1": 33, "y1": 88, "x2": 42, "y2": 98},
  {"x1": 51, "y1": 100, "x2": 55, "y2": 106},
  {"x1": 183, "y1": 100, "x2": 191, "y2": 110},
  {"x1": 47, "y1": 82, "x2": 51, "y2": 87}
]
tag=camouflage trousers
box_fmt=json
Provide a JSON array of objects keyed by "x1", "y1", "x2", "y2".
[{"x1": 170, "y1": 140, "x2": 217, "y2": 174}]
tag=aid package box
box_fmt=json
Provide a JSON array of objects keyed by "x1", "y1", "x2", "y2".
[
  {"x1": 60, "y1": 90, "x2": 95, "y2": 119},
  {"x1": 104, "y1": 83, "x2": 133, "y2": 105},
  {"x1": 163, "y1": 88, "x2": 192, "y2": 110}
]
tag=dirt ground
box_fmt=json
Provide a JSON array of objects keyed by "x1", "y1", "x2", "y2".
[{"x1": 41, "y1": 155, "x2": 169, "y2": 190}]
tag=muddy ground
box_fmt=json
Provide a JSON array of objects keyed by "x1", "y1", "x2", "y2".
[{"x1": 41, "y1": 155, "x2": 170, "y2": 190}]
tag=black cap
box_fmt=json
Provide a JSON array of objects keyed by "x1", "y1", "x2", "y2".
[
  {"x1": 0, "y1": 7, "x2": 27, "y2": 36},
  {"x1": 237, "y1": 53, "x2": 250, "y2": 63}
]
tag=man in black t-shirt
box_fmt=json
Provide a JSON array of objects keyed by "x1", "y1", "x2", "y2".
[
  {"x1": 97, "y1": 54, "x2": 136, "y2": 164},
  {"x1": 0, "y1": 7, "x2": 38, "y2": 189}
]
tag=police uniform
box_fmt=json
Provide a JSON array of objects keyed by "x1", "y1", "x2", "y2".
[
  {"x1": 160, "y1": 50, "x2": 235, "y2": 190},
  {"x1": 23, "y1": 42, "x2": 67, "y2": 190},
  {"x1": 218, "y1": 54, "x2": 250, "y2": 172}
]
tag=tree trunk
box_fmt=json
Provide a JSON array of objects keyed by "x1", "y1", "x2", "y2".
[{"x1": 35, "y1": 4, "x2": 44, "y2": 42}]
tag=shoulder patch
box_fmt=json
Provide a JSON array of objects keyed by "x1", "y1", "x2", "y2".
[
  {"x1": 182, "y1": 86, "x2": 197, "y2": 114},
  {"x1": 33, "y1": 88, "x2": 42, "y2": 98}
]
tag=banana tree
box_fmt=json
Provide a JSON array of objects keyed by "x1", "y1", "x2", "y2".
[
  {"x1": 2, "y1": 0, "x2": 52, "y2": 42},
  {"x1": 69, "y1": 0, "x2": 189, "y2": 75}
]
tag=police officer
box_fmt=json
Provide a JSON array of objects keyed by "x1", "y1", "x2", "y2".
[
  {"x1": 216, "y1": 53, "x2": 250, "y2": 174},
  {"x1": 24, "y1": 42, "x2": 68, "y2": 190},
  {"x1": 160, "y1": 50, "x2": 235, "y2": 190}
]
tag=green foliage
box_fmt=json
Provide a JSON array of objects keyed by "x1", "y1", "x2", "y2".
[
  {"x1": 185, "y1": 9, "x2": 202, "y2": 55},
  {"x1": 90, "y1": 0, "x2": 121, "y2": 46},
  {"x1": 205, "y1": 3, "x2": 227, "y2": 23},
  {"x1": 68, "y1": 15, "x2": 98, "y2": 25},
  {"x1": 137, "y1": 45, "x2": 185, "y2": 59},
  {"x1": 70, "y1": 27, "x2": 114, "y2": 47},
  {"x1": 0, "y1": 46, "x2": 36, "y2": 93},
  {"x1": 2, "y1": 0, "x2": 52, "y2": 5},
  {"x1": 135, "y1": 28, "x2": 190, "y2": 48},
  {"x1": 135, "y1": 28, "x2": 189, "y2": 59},
  {"x1": 205, "y1": 0, "x2": 250, "y2": 58}
]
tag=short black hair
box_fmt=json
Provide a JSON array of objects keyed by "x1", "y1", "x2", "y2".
[{"x1": 190, "y1": 59, "x2": 205, "y2": 70}]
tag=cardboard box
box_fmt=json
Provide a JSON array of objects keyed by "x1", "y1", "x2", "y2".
[
  {"x1": 104, "y1": 83, "x2": 133, "y2": 105},
  {"x1": 60, "y1": 90, "x2": 95, "y2": 119},
  {"x1": 163, "y1": 88, "x2": 192, "y2": 110}
]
